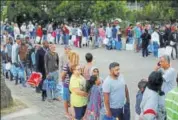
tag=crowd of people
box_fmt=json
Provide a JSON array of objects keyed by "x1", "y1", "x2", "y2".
[
  {"x1": 1, "y1": 21, "x2": 178, "y2": 59},
  {"x1": 1, "y1": 20, "x2": 178, "y2": 120}
]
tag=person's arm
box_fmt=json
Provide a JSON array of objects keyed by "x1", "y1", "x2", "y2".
[
  {"x1": 125, "y1": 85, "x2": 130, "y2": 103},
  {"x1": 103, "y1": 80, "x2": 112, "y2": 117},
  {"x1": 56, "y1": 53, "x2": 59, "y2": 69},
  {"x1": 103, "y1": 92, "x2": 112, "y2": 117},
  {"x1": 44, "y1": 53, "x2": 49, "y2": 75},
  {"x1": 61, "y1": 64, "x2": 68, "y2": 81},
  {"x1": 35, "y1": 50, "x2": 39, "y2": 72},
  {"x1": 71, "y1": 88, "x2": 88, "y2": 97}
]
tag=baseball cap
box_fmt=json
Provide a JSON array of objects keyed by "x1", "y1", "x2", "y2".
[{"x1": 16, "y1": 35, "x2": 21, "y2": 40}]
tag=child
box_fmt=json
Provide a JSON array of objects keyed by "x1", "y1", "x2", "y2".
[
  {"x1": 43, "y1": 75, "x2": 56, "y2": 102},
  {"x1": 135, "y1": 79, "x2": 148, "y2": 120},
  {"x1": 89, "y1": 67, "x2": 106, "y2": 120},
  {"x1": 84, "y1": 75, "x2": 101, "y2": 120}
]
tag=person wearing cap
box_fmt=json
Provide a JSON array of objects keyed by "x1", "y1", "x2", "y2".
[
  {"x1": 14, "y1": 23, "x2": 20, "y2": 40},
  {"x1": 60, "y1": 45, "x2": 71, "y2": 73},
  {"x1": 44, "y1": 44, "x2": 60, "y2": 101},
  {"x1": 11, "y1": 35, "x2": 21, "y2": 83}
]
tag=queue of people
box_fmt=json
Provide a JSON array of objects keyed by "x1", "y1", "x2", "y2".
[{"x1": 1, "y1": 20, "x2": 178, "y2": 120}]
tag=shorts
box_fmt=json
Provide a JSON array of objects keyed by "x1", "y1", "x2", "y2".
[
  {"x1": 62, "y1": 87, "x2": 70, "y2": 101},
  {"x1": 74, "y1": 105, "x2": 87, "y2": 120},
  {"x1": 110, "y1": 108, "x2": 123, "y2": 119}
]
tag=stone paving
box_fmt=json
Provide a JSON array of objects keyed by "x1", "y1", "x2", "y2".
[{"x1": 2, "y1": 45, "x2": 178, "y2": 120}]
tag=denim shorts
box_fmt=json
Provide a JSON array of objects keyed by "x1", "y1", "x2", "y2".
[
  {"x1": 62, "y1": 87, "x2": 70, "y2": 101},
  {"x1": 110, "y1": 108, "x2": 123, "y2": 119}
]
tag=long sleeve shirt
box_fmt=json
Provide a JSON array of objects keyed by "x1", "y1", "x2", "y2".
[
  {"x1": 44, "y1": 51, "x2": 59, "y2": 74},
  {"x1": 11, "y1": 43, "x2": 19, "y2": 64}
]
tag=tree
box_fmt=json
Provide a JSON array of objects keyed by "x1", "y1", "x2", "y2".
[{"x1": 1, "y1": 75, "x2": 13, "y2": 109}]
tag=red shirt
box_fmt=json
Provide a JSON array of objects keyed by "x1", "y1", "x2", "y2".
[
  {"x1": 63, "y1": 26, "x2": 69, "y2": 34},
  {"x1": 36, "y1": 28, "x2": 43, "y2": 38}
]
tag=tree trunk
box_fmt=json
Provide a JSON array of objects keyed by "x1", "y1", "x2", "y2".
[{"x1": 1, "y1": 75, "x2": 13, "y2": 109}]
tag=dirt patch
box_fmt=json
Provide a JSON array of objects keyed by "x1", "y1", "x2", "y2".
[{"x1": 1, "y1": 99, "x2": 28, "y2": 116}]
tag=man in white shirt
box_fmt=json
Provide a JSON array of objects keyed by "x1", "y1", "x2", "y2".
[
  {"x1": 20, "y1": 23, "x2": 27, "y2": 35},
  {"x1": 151, "y1": 28, "x2": 160, "y2": 57},
  {"x1": 155, "y1": 55, "x2": 177, "y2": 94},
  {"x1": 77, "y1": 26, "x2": 82, "y2": 48},
  {"x1": 14, "y1": 23, "x2": 20, "y2": 40},
  {"x1": 28, "y1": 21, "x2": 34, "y2": 39}
]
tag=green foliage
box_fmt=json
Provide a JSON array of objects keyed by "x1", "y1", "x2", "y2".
[
  {"x1": 134, "y1": 1, "x2": 176, "y2": 21},
  {"x1": 3, "y1": 1, "x2": 177, "y2": 24}
]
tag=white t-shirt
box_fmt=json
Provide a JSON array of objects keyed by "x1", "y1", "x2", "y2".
[
  {"x1": 14, "y1": 26, "x2": 20, "y2": 35},
  {"x1": 151, "y1": 31, "x2": 160, "y2": 45},
  {"x1": 162, "y1": 67, "x2": 177, "y2": 94},
  {"x1": 77, "y1": 28, "x2": 82, "y2": 36},
  {"x1": 28, "y1": 24, "x2": 34, "y2": 32}
]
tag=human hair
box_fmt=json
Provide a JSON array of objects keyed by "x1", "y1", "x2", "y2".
[
  {"x1": 147, "y1": 71, "x2": 164, "y2": 95},
  {"x1": 86, "y1": 75, "x2": 98, "y2": 93},
  {"x1": 71, "y1": 64, "x2": 78, "y2": 73},
  {"x1": 161, "y1": 55, "x2": 170, "y2": 64},
  {"x1": 109, "y1": 62, "x2": 120, "y2": 70},
  {"x1": 138, "y1": 79, "x2": 147, "y2": 90},
  {"x1": 85, "y1": 53, "x2": 93, "y2": 63},
  {"x1": 68, "y1": 52, "x2": 79, "y2": 66}
]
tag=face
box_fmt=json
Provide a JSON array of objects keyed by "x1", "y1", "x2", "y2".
[
  {"x1": 65, "y1": 48, "x2": 71, "y2": 54},
  {"x1": 110, "y1": 66, "x2": 120, "y2": 77},
  {"x1": 50, "y1": 45, "x2": 56, "y2": 52},
  {"x1": 43, "y1": 42, "x2": 49, "y2": 48},
  {"x1": 95, "y1": 77, "x2": 101, "y2": 85},
  {"x1": 74, "y1": 65, "x2": 81, "y2": 76},
  {"x1": 159, "y1": 57, "x2": 169, "y2": 69},
  {"x1": 92, "y1": 69, "x2": 99, "y2": 76},
  {"x1": 16, "y1": 39, "x2": 21, "y2": 45}
]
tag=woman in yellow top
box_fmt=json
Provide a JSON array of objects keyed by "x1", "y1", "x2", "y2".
[{"x1": 70, "y1": 64, "x2": 88, "y2": 120}]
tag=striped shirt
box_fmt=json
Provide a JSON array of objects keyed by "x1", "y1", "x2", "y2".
[
  {"x1": 62, "y1": 64, "x2": 72, "y2": 87},
  {"x1": 165, "y1": 87, "x2": 178, "y2": 120}
]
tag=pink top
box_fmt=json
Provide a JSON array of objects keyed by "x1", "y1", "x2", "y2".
[{"x1": 98, "y1": 28, "x2": 106, "y2": 39}]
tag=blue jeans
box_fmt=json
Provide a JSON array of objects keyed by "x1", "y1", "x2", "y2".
[
  {"x1": 47, "y1": 89, "x2": 55, "y2": 100},
  {"x1": 153, "y1": 42, "x2": 159, "y2": 57},
  {"x1": 56, "y1": 34, "x2": 60, "y2": 44},
  {"x1": 48, "y1": 70, "x2": 59, "y2": 98}
]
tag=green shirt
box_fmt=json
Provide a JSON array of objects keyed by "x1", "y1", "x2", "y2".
[
  {"x1": 165, "y1": 87, "x2": 178, "y2": 120},
  {"x1": 69, "y1": 75, "x2": 87, "y2": 107}
]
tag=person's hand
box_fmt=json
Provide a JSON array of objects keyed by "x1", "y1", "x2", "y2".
[
  {"x1": 83, "y1": 92, "x2": 88, "y2": 97},
  {"x1": 155, "y1": 65, "x2": 161, "y2": 71},
  {"x1": 106, "y1": 110, "x2": 112, "y2": 117}
]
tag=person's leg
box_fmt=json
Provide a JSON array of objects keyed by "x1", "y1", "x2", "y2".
[
  {"x1": 146, "y1": 46, "x2": 149, "y2": 57},
  {"x1": 46, "y1": 89, "x2": 52, "y2": 102},
  {"x1": 142, "y1": 48, "x2": 145, "y2": 57},
  {"x1": 173, "y1": 44, "x2": 178, "y2": 58},
  {"x1": 74, "y1": 106, "x2": 87, "y2": 120},
  {"x1": 79, "y1": 36, "x2": 82, "y2": 48},
  {"x1": 63, "y1": 87, "x2": 71, "y2": 117}
]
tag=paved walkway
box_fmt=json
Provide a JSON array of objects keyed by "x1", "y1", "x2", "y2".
[{"x1": 2, "y1": 45, "x2": 178, "y2": 120}]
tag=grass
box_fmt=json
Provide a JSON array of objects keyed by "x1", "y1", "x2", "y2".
[{"x1": 1, "y1": 99, "x2": 28, "y2": 116}]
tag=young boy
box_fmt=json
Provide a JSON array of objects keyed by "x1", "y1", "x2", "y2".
[{"x1": 135, "y1": 79, "x2": 148, "y2": 120}]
